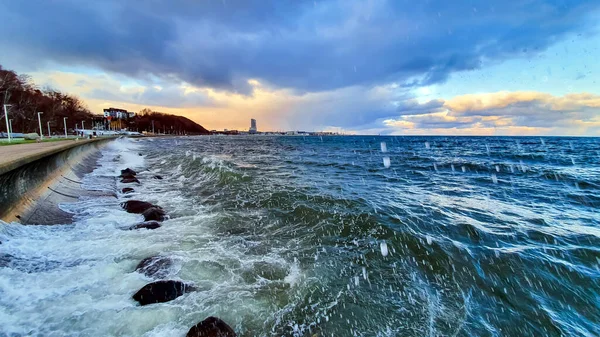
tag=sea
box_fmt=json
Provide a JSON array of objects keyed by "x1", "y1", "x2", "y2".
[{"x1": 0, "y1": 135, "x2": 599, "y2": 337}]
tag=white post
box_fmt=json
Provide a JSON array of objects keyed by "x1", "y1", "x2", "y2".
[
  {"x1": 47, "y1": 121, "x2": 51, "y2": 138},
  {"x1": 82, "y1": 121, "x2": 85, "y2": 132},
  {"x1": 9, "y1": 119, "x2": 13, "y2": 135},
  {"x1": 3, "y1": 104, "x2": 11, "y2": 142},
  {"x1": 63, "y1": 117, "x2": 68, "y2": 138},
  {"x1": 37, "y1": 112, "x2": 44, "y2": 140}
]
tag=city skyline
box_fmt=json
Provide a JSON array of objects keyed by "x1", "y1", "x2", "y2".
[{"x1": 0, "y1": 1, "x2": 599, "y2": 135}]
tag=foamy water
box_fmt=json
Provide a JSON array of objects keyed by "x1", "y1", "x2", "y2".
[{"x1": 1, "y1": 136, "x2": 599, "y2": 336}]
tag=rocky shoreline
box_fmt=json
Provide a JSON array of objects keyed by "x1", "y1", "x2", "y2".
[{"x1": 117, "y1": 167, "x2": 237, "y2": 337}]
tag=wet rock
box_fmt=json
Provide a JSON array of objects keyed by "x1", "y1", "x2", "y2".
[
  {"x1": 138, "y1": 153, "x2": 143, "y2": 156},
  {"x1": 121, "y1": 200, "x2": 160, "y2": 214},
  {"x1": 120, "y1": 172, "x2": 137, "y2": 179},
  {"x1": 142, "y1": 207, "x2": 167, "y2": 221},
  {"x1": 135, "y1": 255, "x2": 173, "y2": 278},
  {"x1": 121, "y1": 168, "x2": 137, "y2": 176},
  {"x1": 122, "y1": 187, "x2": 134, "y2": 194},
  {"x1": 187, "y1": 317, "x2": 237, "y2": 337},
  {"x1": 121, "y1": 177, "x2": 140, "y2": 184},
  {"x1": 132, "y1": 280, "x2": 193, "y2": 305},
  {"x1": 129, "y1": 221, "x2": 161, "y2": 230},
  {"x1": 153, "y1": 175, "x2": 163, "y2": 180}
]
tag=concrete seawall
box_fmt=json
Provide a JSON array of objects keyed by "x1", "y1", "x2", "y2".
[{"x1": 0, "y1": 138, "x2": 116, "y2": 224}]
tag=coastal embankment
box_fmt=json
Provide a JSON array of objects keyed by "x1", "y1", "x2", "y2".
[{"x1": 0, "y1": 138, "x2": 115, "y2": 224}]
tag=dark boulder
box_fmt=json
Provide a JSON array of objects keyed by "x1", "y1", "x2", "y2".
[
  {"x1": 122, "y1": 187, "x2": 134, "y2": 194},
  {"x1": 120, "y1": 172, "x2": 136, "y2": 179},
  {"x1": 142, "y1": 207, "x2": 167, "y2": 221},
  {"x1": 121, "y1": 168, "x2": 137, "y2": 176},
  {"x1": 121, "y1": 177, "x2": 140, "y2": 184},
  {"x1": 135, "y1": 255, "x2": 173, "y2": 278},
  {"x1": 132, "y1": 280, "x2": 193, "y2": 305},
  {"x1": 187, "y1": 317, "x2": 237, "y2": 337},
  {"x1": 129, "y1": 221, "x2": 161, "y2": 230},
  {"x1": 121, "y1": 200, "x2": 160, "y2": 213},
  {"x1": 153, "y1": 175, "x2": 163, "y2": 180}
]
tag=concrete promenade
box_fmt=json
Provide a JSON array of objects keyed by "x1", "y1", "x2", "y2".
[{"x1": 0, "y1": 138, "x2": 112, "y2": 176}]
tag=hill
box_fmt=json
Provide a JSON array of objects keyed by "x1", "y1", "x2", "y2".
[
  {"x1": 1, "y1": 65, "x2": 210, "y2": 136},
  {"x1": 131, "y1": 109, "x2": 209, "y2": 135}
]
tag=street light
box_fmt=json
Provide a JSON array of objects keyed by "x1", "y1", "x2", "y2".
[
  {"x1": 37, "y1": 112, "x2": 44, "y2": 140},
  {"x1": 3, "y1": 104, "x2": 11, "y2": 142},
  {"x1": 63, "y1": 117, "x2": 68, "y2": 138},
  {"x1": 47, "y1": 121, "x2": 51, "y2": 138},
  {"x1": 82, "y1": 121, "x2": 85, "y2": 131},
  {"x1": 9, "y1": 119, "x2": 13, "y2": 135}
]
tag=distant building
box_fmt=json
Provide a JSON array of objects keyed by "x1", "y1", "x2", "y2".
[
  {"x1": 103, "y1": 107, "x2": 126, "y2": 118},
  {"x1": 102, "y1": 107, "x2": 134, "y2": 131},
  {"x1": 249, "y1": 118, "x2": 257, "y2": 134}
]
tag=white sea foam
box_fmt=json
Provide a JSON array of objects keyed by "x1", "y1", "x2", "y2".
[{"x1": 0, "y1": 137, "x2": 299, "y2": 336}]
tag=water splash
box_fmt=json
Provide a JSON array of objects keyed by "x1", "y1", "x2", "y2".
[
  {"x1": 383, "y1": 157, "x2": 391, "y2": 168},
  {"x1": 380, "y1": 142, "x2": 387, "y2": 153}
]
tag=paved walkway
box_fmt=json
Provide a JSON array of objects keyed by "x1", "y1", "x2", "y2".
[{"x1": 0, "y1": 139, "x2": 104, "y2": 175}]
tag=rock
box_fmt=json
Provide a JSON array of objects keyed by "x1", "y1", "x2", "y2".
[
  {"x1": 121, "y1": 200, "x2": 160, "y2": 214},
  {"x1": 121, "y1": 168, "x2": 137, "y2": 176},
  {"x1": 121, "y1": 177, "x2": 140, "y2": 184},
  {"x1": 138, "y1": 153, "x2": 143, "y2": 156},
  {"x1": 135, "y1": 256, "x2": 173, "y2": 278},
  {"x1": 142, "y1": 207, "x2": 167, "y2": 221},
  {"x1": 120, "y1": 172, "x2": 136, "y2": 179},
  {"x1": 187, "y1": 317, "x2": 237, "y2": 337},
  {"x1": 122, "y1": 187, "x2": 134, "y2": 194},
  {"x1": 129, "y1": 221, "x2": 161, "y2": 230},
  {"x1": 153, "y1": 175, "x2": 163, "y2": 180},
  {"x1": 132, "y1": 280, "x2": 192, "y2": 305}
]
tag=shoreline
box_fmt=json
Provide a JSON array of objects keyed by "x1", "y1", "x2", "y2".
[
  {"x1": 0, "y1": 137, "x2": 116, "y2": 176},
  {"x1": 0, "y1": 138, "x2": 116, "y2": 224}
]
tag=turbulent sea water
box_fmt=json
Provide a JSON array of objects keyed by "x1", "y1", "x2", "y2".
[{"x1": 1, "y1": 135, "x2": 599, "y2": 336}]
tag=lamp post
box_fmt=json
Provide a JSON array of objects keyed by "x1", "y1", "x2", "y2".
[
  {"x1": 82, "y1": 121, "x2": 85, "y2": 131},
  {"x1": 63, "y1": 117, "x2": 68, "y2": 138},
  {"x1": 3, "y1": 104, "x2": 11, "y2": 142},
  {"x1": 9, "y1": 119, "x2": 13, "y2": 135},
  {"x1": 37, "y1": 112, "x2": 44, "y2": 140},
  {"x1": 47, "y1": 121, "x2": 51, "y2": 138}
]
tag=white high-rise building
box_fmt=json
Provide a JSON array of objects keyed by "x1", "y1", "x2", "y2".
[{"x1": 249, "y1": 118, "x2": 257, "y2": 134}]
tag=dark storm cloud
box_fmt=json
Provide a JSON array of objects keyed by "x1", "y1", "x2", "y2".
[
  {"x1": 0, "y1": 0, "x2": 598, "y2": 93},
  {"x1": 396, "y1": 99, "x2": 445, "y2": 116}
]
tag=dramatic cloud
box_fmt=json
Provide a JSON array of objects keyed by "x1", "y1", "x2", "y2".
[
  {"x1": 383, "y1": 91, "x2": 600, "y2": 135},
  {"x1": 1, "y1": 0, "x2": 599, "y2": 93},
  {"x1": 1, "y1": 0, "x2": 599, "y2": 135}
]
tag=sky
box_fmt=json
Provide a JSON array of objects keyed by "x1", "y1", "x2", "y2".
[{"x1": 1, "y1": 0, "x2": 599, "y2": 135}]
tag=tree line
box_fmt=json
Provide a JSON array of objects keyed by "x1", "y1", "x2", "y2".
[
  {"x1": 131, "y1": 109, "x2": 209, "y2": 134},
  {"x1": 1, "y1": 65, "x2": 91, "y2": 134},
  {"x1": 1, "y1": 65, "x2": 209, "y2": 135}
]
